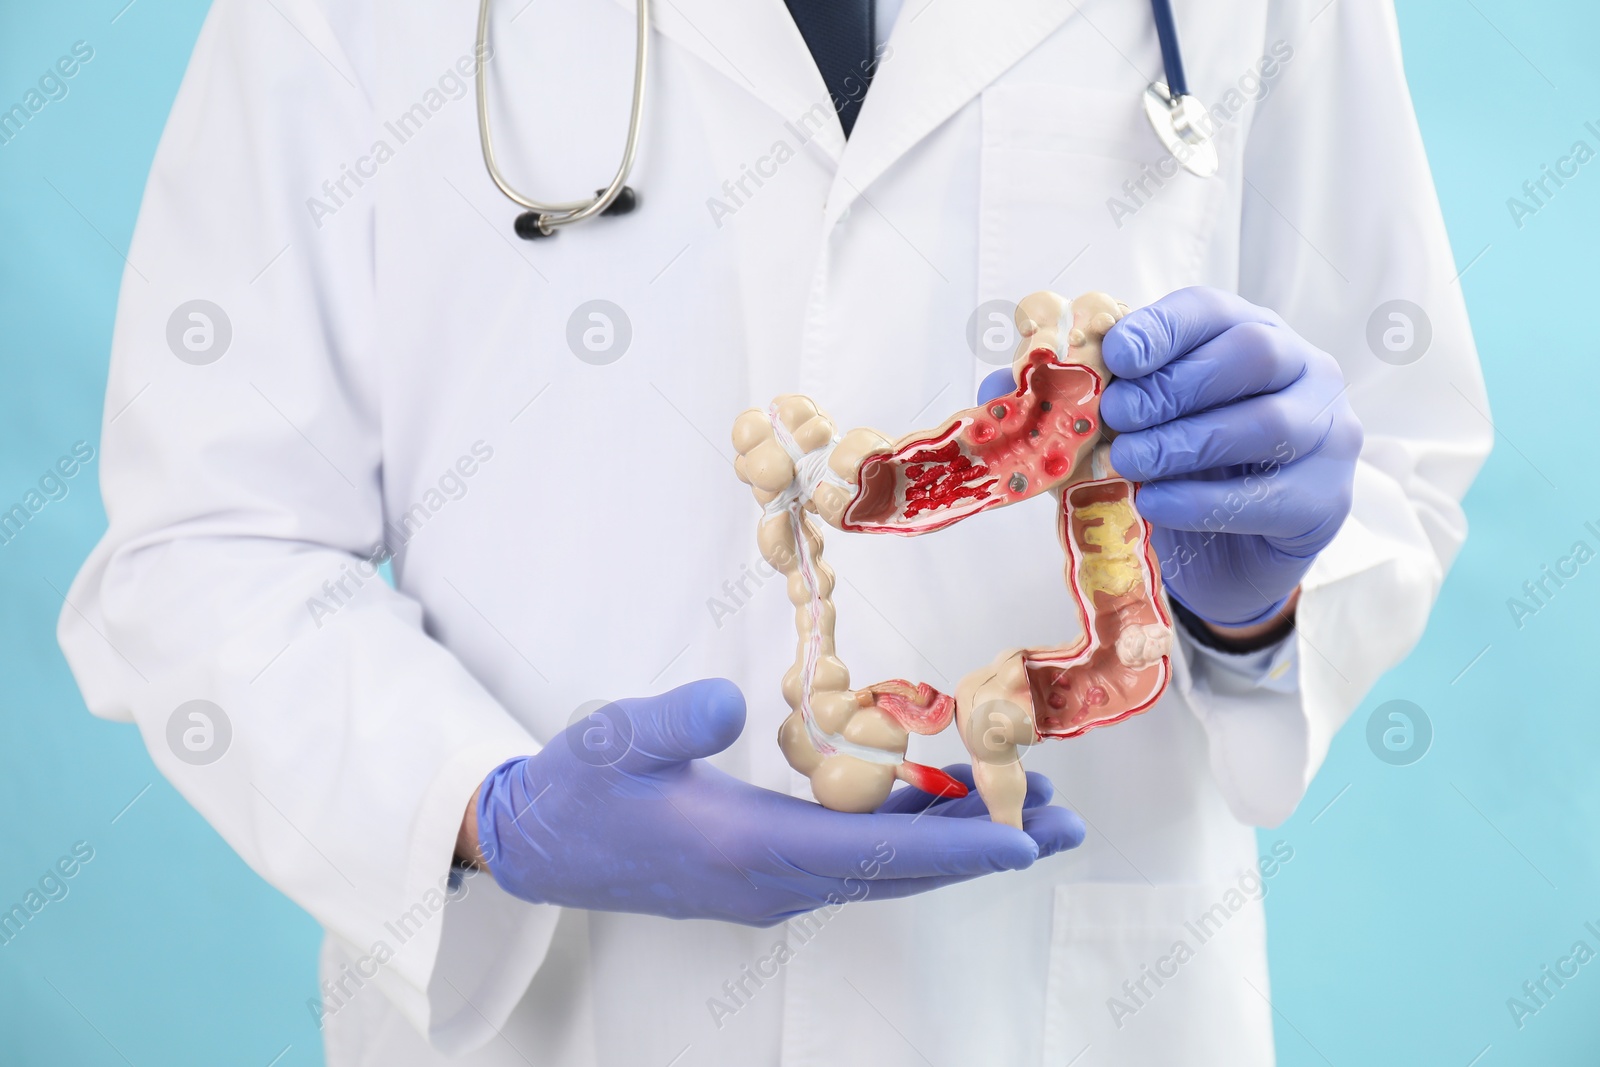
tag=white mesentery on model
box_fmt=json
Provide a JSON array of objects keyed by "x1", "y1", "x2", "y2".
[{"x1": 59, "y1": 0, "x2": 1490, "y2": 1064}]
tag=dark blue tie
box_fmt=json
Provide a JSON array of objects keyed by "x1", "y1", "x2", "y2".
[{"x1": 784, "y1": 0, "x2": 877, "y2": 136}]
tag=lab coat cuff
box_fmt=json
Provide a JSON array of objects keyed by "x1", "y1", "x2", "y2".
[
  {"x1": 419, "y1": 735, "x2": 563, "y2": 1055},
  {"x1": 1170, "y1": 603, "x2": 1310, "y2": 829},
  {"x1": 361, "y1": 730, "x2": 556, "y2": 1052},
  {"x1": 1176, "y1": 619, "x2": 1299, "y2": 694},
  {"x1": 1178, "y1": 497, "x2": 1444, "y2": 829}
]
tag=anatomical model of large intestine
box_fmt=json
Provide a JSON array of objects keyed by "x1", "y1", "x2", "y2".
[{"x1": 732, "y1": 291, "x2": 1173, "y2": 829}]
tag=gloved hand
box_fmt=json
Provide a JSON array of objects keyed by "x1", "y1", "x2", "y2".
[
  {"x1": 476, "y1": 678, "x2": 1084, "y2": 926},
  {"x1": 979, "y1": 287, "x2": 1362, "y2": 628}
]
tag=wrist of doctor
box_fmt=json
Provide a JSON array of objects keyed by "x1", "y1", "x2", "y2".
[
  {"x1": 461, "y1": 679, "x2": 1085, "y2": 925},
  {"x1": 1179, "y1": 587, "x2": 1300, "y2": 654},
  {"x1": 455, "y1": 787, "x2": 486, "y2": 870}
]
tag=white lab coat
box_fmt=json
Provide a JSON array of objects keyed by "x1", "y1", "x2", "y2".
[{"x1": 60, "y1": 0, "x2": 1489, "y2": 1063}]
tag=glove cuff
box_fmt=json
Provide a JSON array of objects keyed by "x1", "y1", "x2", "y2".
[
  {"x1": 473, "y1": 755, "x2": 534, "y2": 886},
  {"x1": 1167, "y1": 592, "x2": 1296, "y2": 653}
]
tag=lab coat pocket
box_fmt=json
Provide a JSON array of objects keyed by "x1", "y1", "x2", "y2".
[
  {"x1": 1041, "y1": 881, "x2": 1274, "y2": 1067},
  {"x1": 978, "y1": 83, "x2": 1226, "y2": 309}
]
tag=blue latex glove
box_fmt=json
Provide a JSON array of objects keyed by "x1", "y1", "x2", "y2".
[
  {"x1": 477, "y1": 678, "x2": 1084, "y2": 926},
  {"x1": 980, "y1": 287, "x2": 1362, "y2": 627}
]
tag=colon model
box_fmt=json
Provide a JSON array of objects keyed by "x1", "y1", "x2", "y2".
[{"x1": 732, "y1": 292, "x2": 1172, "y2": 828}]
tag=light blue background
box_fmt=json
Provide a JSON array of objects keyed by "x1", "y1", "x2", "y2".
[{"x1": 1, "y1": 2, "x2": 1595, "y2": 1064}]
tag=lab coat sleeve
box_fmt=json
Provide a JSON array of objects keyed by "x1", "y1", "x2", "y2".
[
  {"x1": 56, "y1": 0, "x2": 556, "y2": 1051},
  {"x1": 1178, "y1": 0, "x2": 1493, "y2": 826}
]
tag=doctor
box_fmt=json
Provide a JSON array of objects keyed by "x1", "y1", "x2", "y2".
[{"x1": 61, "y1": 0, "x2": 1489, "y2": 1063}]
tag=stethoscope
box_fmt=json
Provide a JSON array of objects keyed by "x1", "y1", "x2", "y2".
[
  {"x1": 476, "y1": 0, "x2": 1214, "y2": 239},
  {"x1": 1142, "y1": 0, "x2": 1219, "y2": 180},
  {"x1": 474, "y1": 0, "x2": 650, "y2": 238}
]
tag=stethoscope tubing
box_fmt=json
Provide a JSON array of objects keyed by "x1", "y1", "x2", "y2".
[
  {"x1": 1147, "y1": 0, "x2": 1190, "y2": 99},
  {"x1": 474, "y1": 0, "x2": 1208, "y2": 235},
  {"x1": 474, "y1": 0, "x2": 650, "y2": 234}
]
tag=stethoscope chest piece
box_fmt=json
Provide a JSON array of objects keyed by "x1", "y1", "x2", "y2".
[{"x1": 1143, "y1": 80, "x2": 1218, "y2": 179}]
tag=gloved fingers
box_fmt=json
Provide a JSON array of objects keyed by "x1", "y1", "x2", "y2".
[
  {"x1": 876, "y1": 764, "x2": 1054, "y2": 817},
  {"x1": 1100, "y1": 322, "x2": 1308, "y2": 433},
  {"x1": 943, "y1": 766, "x2": 1055, "y2": 815},
  {"x1": 780, "y1": 806, "x2": 1042, "y2": 880},
  {"x1": 747, "y1": 872, "x2": 993, "y2": 923},
  {"x1": 1109, "y1": 390, "x2": 1334, "y2": 482},
  {"x1": 760, "y1": 802, "x2": 1084, "y2": 912},
  {"x1": 1164, "y1": 576, "x2": 1295, "y2": 631},
  {"x1": 873, "y1": 781, "x2": 947, "y2": 816},
  {"x1": 978, "y1": 367, "x2": 1018, "y2": 405},
  {"x1": 1020, "y1": 803, "x2": 1086, "y2": 858},
  {"x1": 1135, "y1": 464, "x2": 1351, "y2": 547},
  {"x1": 604, "y1": 678, "x2": 747, "y2": 775},
  {"x1": 1103, "y1": 287, "x2": 1279, "y2": 378},
  {"x1": 474, "y1": 756, "x2": 544, "y2": 883},
  {"x1": 814, "y1": 870, "x2": 991, "y2": 905}
]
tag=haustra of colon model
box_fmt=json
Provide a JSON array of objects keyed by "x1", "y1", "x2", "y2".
[{"x1": 732, "y1": 291, "x2": 1174, "y2": 829}]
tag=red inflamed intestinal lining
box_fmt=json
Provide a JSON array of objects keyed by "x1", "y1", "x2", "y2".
[
  {"x1": 901, "y1": 442, "x2": 995, "y2": 519},
  {"x1": 841, "y1": 359, "x2": 1103, "y2": 534}
]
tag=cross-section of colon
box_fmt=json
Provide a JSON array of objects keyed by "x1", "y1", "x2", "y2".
[{"x1": 732, "y1": 291, "x2": 1173, "y2": 826}]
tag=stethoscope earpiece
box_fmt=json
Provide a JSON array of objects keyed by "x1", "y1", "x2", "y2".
[
  {"x1": 513, "y1": 213, "x2": 555, "y2": 240},
  {"x1": 601, "y1": 185, "x2": 639, "y2": 217}
]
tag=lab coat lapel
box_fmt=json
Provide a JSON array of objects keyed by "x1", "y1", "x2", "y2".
[
  {"x1": 824, "y1": 0, "x2": 1083, "y2": 225},
  {"x1": 628, "y1": 0, "x2": 847, "y2": 162}
]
